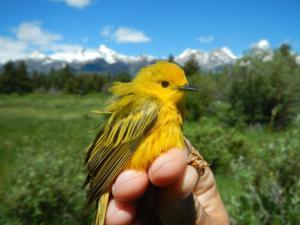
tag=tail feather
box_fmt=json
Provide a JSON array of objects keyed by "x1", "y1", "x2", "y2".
[{"x1": 94, "y1": 192, "x2": 110, "y2": 225}]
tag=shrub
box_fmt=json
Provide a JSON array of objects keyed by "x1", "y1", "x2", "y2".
[
  {"x1": 184, "y1": 118, "x2": 250, "y2": 174},
  {"x1": 229, "y1": 127, "x2": 300, "y2": 225},
  {"x1": 185, "y1": 73, "x2": 217, "y2": 121},
  {"x1": 0, "y1": 119, "x2": 92, "y2": 225},
  {"x1": 228, "y1": 50, "x2": 300, "y2": 128}
]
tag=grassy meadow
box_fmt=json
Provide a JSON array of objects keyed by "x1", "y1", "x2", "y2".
[
  {"x1": 0, "y1": 94, "x2": 107, "y2": 224},
  {"x1": 0, "y1": 93, "x2": 299, "y2": 225},
  {"x1": 0, "y1": 94, "x2": 103, "y2": 185}
]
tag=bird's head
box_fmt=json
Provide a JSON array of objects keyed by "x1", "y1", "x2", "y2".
[{"x1": 132, "y1": 61, "x2": 197, "y2": 104}]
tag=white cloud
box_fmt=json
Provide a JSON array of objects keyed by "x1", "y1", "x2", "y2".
[
  {"x1": 51, "y1": 0, "x2": 91, "y2": 9},
  {"x1": 14, "y1": 21, "x2": 81, "y2": 52},
  {"x1": 0, "y1": 21, "x2": 83, "y2": 63},
  {"x1": 0, "y1": 37, "x2": 28, "y2": 63},
  {"x1": 15, "y1": 21, "x2": 62, "y2": 46},
  {"x1": 101, "y1": 26, "x2": 151, "y2": 44},
  {"x1": 114, "y1": 27, "x2": 151, "y2": 43},
  {"x1": 197, "y1": 35, "x2": 214, "y2": 43}
]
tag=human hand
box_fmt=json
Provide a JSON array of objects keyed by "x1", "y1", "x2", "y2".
[{"x1": 105, "y1": 149, "x2": 230, "y2": 225}]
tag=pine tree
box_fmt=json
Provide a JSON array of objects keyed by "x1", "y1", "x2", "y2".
[
  {"x1": 14, "y1": 61, "x2": 32, "y2": 94},
  {"x1": 168, "y1": 54, "x2": 175, "y2": 62},
  {"x1": 183, "y1": 56, "x2": 200, "y2": 77},
  {"x1": 0, "y1": 61, "x2": 32, "y2": 94},
  {"x1": 114, "y1": 72, "x2": 131, "y2": 82},
  {"x1": 60, "y1": 64, "x2": 74, "y2": 90},
  {"x1": 0, "y1": 61, "x2": 15, "y2": 93},
  {"x1": 31, "y1": 71, "x2": 48, "y2": 92}
]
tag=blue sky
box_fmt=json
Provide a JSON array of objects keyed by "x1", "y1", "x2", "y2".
[{"x1": 0, "y1": 0, "x2": 299, "y2": 61}]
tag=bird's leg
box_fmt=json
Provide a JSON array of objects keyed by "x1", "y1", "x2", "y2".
[{"x1": 184, "y1": 137, "x2": 208, "y2": 176}]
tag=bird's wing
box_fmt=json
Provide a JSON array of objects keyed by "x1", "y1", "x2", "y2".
[{"x1": 84, "y1": 98, "x2": 160, "y2": 204}]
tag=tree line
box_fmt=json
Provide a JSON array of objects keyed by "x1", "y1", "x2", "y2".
[{"x1": 0, "y1": 62, "x2": 131, "y2": 95}]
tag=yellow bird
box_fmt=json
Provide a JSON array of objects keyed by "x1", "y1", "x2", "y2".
[{"x1": 84, "y1": 61, "x2": 200, "y2": 225}]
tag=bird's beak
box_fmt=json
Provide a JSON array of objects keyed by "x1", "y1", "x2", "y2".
[{"x1": 178, "y1": 84, "x2": 199, "y2": 91}]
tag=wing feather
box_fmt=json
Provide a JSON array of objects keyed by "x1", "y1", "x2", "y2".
[{"x1": 84, "y1": 98, "x2": 160, "y2": 204}]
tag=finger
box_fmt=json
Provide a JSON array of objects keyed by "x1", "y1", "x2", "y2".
[
  {"x1": 106, "y1": 199, "x2": 136, "y2": 225},
  {"x1": 112, "y1": 170, "x2": 149, "y2": 202},
  {"x1": 158, "y1": 165, "x2": 199, "y2": 201},
  {"x1": 149, "y1": 148, "x2": 187, "y2": 187},
  {"x1": 194, "y1": 167, "x2": 220, "y2": 211},
  {"x1": 194, "y1": 168, "x2": 230, "y2": 223}
]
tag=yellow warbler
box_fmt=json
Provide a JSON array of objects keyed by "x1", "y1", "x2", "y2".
[{"x1": 84, "y1": 61, "x2": 201, "y2": 225}]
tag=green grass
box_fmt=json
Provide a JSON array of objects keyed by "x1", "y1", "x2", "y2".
[
  {"x1": 0, "y1": 93, "x2": 107, "y2": 189},
  {"x1": 216, "y1": 174, "x2": 243, "y2": 202}
]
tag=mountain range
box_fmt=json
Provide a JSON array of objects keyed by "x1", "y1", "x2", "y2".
[{"x1": 1, "y1": 40, "x2": 298, "y2": 75}]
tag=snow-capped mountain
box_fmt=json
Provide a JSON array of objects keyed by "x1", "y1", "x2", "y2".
[
  {"x1": 1, "y1": 39, "x2": 299, "y2": 75},
  {"x1": 15, "y1": 45, "x2": 156, "y2": 74},
  {"x1": 48, "y1": 45, "x2": 155, "y2": 64},
  {"x1": 2, "y1": 44, "x2": 238, "y2": 74},
  {"x1": 175, "y1": 47, "x2": 237, "y2": 70}
]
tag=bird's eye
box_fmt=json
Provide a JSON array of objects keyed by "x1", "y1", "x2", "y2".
[{"x1": 161, "y1": 80, "x2": 169, "y2": 88}]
